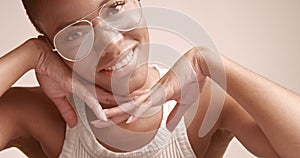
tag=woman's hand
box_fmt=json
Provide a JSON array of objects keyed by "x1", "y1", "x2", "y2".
[
  {"x1": 96, "y1": 47, "x2": 211, "y2": 130},
  {"x1": 32, "y1": 37, "x2": 115, "y2": 127}
]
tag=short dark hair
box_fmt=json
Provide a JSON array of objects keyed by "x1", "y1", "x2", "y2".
[{"x1": 22, "y1": 0, "x2": 43, "y2": 33}]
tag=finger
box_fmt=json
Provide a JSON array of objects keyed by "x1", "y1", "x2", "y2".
[
  {"x1": 36, "y1": 51, "x2": 108, "y2": 121},
  {"x1": 123, "y1": 85, "x2": 166, "y2": 124},
  {"x1": 106, "y1": 84, "x2": 165, "y2": 124},
  {"x1": 91, "y1": 114, "x2": 130, "y2": 128},
  {"x1": 105, "y1": 101, "x2": 137, "y2": 117},
  {"x1": 72, "y1": 77, "x2": 108, "y2": 121},
  {"x1": 131, "y1": 89, "x2": 150, "y2": 97},
  {"x1": 80, "y1": 79, "x2": 117, "y2": 105},
  {"x1": 96, "y1": 89, "x2": 117, "y2": 105},
  {"x1": 125, "y1": 100, "x2": 152, "y2": 124},
  {"x1": 147, "y1": 83, "x2": 167, "y2": 106},
  {"x1": 127, "y1": 85, "x2": 166, "y2": 117},
  {"x1": 96, "y1": 88, "x2": 132, "y2": 105},
  {"x1": 166, "y1": 102, "x2": 188, "y2": 132},
  {"x1": 83, "y1": 94, "x2": 108, "y2": 121},
  {"x1": 52, "y1": 97, "x2": 78, "y2": 128},
  {"x1": 78, "y1": 77, "x2": 131, "y2": 105},
  {"x1": 105, "y1": 92, "x2": 151, "y2": 118}
]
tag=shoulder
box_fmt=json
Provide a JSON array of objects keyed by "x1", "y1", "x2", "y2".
[
  {"x1": 0, "y1": 87, "x2": 64, "y2": 130},
  {"x1": 0, "y1": 87, "x2": 48, "y2": 139},
  {"x1": 0, "y1": 87, "x2": 65, "y2": 157}
]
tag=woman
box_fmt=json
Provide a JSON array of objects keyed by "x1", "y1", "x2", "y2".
[{"x1": 0, "y1": 0, "x2": 299, "y2": 157}]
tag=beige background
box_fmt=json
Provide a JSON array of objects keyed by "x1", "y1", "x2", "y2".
[{"x1": 1, "y1": 0, "x2": 299, "y2": 157}]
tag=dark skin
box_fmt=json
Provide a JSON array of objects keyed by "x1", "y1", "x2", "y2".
[
  {"x1": 5, "y1": 136, "x2": 48, "y2": 158},
  {"x1": 0, "y1": 78, "x2": 278, "y2": 157},
  {"x1": 0, "y1": 87, "x2": 65, "y2": 158},
  {"x1": 0, "y1": 0, "x2": 281, "y2": 157}
]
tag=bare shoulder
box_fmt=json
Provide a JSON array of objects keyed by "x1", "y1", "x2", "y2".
[{"x1": 0, "y1": 87, "x2": 65, "y2": 157}]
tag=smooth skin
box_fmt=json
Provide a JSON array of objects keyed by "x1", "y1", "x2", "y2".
[
  {"x1": 0, "y1": 37, "x2": 112, "y2": 128},
  {"x1": 1, "y1": 0, "x2": 299, "y2": 157},
  {"x1": 106, "y1": 47, "x2": 300, "y2": 157},
  {"x1": 0, "y1": 40, "x2": 280, "y2": 158}
]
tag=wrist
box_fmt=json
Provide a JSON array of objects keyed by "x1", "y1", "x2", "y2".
[
  {"x1": 23, "y1": 38, "x2": 44, "y2": 70},
  {"x1": 27, "y1": 37, "x2": 53, "y2": 72},
  {"x1": 187, "y1": 46, "x2": 210, "y2": 77}
]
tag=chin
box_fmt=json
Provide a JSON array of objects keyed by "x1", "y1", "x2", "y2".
[
  {"x1": 95, "y1": 64, "x2": 149, "y2": 96},
  {"x1": 128, "y1": 72, "x2": 148, "y2": 93}
]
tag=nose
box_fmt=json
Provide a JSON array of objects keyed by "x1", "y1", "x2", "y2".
[{"x1": 92, "y1": 18, "x2": 124, "y2": 57}]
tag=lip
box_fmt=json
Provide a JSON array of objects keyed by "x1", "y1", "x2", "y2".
[
  {"x1": 98, "y1": 47, "x2": 139, "y2": 78},
  {"x1": 96, "y1": 43, "x2": 138, "y2": 71}
]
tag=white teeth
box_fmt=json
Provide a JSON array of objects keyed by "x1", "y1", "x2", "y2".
[{"x1": 104, "y1": 50, "x2": 134, "y2": 71}]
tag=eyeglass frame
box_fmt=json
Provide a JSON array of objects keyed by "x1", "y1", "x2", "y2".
[{"x1": 48, "y1": 0, "x2": 142, "y2": 62}]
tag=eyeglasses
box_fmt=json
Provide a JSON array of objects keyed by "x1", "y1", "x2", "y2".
[{"x1": 52, "y1": 0, "x2": 142, "y2": 62}]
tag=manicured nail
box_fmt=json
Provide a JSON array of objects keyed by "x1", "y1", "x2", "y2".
[
  {"x1": 96, "y1": 107, "x2": 108, "y2": 121},
  {"x1": 90, "y1": 120, "x2": 99, "y2": 124},
  {"x1": 126, "y1": 115, "x2": 134, "y2": 124},
  {"x1": 91, "y1": 120, "x2": 110, "y2": 128}
]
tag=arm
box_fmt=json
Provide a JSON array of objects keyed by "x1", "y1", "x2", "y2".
[
  {"x1": 0, "y1": 37, "x2": 109, "y2": 127},
  {"x1": 5, "y1": 136, "x2": 47, "y2": 158},
  {"x1": 186, "y1": 77, "x2": 279, "y2": 157},
  {"x1": 199, "y1": 47, "x2": 300, "y2": 157},
  {"x1": 221, "y1": 56, "x2": 300, "y2": 157},
  {"x1": 0, "y1": 87, "x2": 65, "y2": 158},
  {"x1": 220, "y1": 89, "x2": 279, "y2": 157},
  {"x1": 104, "y1": 46, "x2": 300, "y2": 157},
  {"x1": 0, "y1": 39, "x2": 39, "y2": 97}
]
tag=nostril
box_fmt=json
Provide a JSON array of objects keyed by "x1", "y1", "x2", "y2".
[{"x1": 101, "y1": 38, "x2": 124, "y2": 57}]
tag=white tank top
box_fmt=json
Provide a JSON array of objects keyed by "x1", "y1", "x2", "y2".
[{"x1": 59, "y1": 65, "x2": 196, "y2": 158}]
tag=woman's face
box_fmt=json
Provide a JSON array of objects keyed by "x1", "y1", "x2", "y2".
[{"x1": 37, "y1": 0, "x2": 150, "y2": 95}]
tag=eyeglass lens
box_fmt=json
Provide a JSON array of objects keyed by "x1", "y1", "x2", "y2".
[{"x1": 54, "y1": 0, "x2": 142, "y2": 61}]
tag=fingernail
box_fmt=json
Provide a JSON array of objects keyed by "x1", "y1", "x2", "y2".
[
  {"x1": 91, "y1": 120, "x2": 109, "y2": 128},
  {"x1": 96, "y1": 107, "x2": 108, "y2": 121},
  {"x1": 90, "y1": 120, "x2": 99, "y2": 124},
  {"x1": 126, "y1": 115, "x2": 134, "y2": 124},
  {"x1": 89, "y1": 97, "x2": 108, "y2": 121}
]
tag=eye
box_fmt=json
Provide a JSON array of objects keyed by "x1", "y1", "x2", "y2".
[
  {"x1": 66, "y1": 31, "x2": 84, "y2": 41},
  {"x1": 106, "y1": 0, "x2": 126, "y2": 16},
  {"x1": 110, "y1": 5, "x2": 122, "y2": 15}
]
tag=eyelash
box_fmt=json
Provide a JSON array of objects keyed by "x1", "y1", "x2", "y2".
[{"x1": 111, "y1": 0, "x2": 126, "y2": 7}]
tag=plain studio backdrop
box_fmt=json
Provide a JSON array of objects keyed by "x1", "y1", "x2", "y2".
[{"x1": 0, "y1": 0, "x2": 299, "y2": 157}]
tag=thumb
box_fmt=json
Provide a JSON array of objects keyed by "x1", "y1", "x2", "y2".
[{"x1": 51, "y1": 97, "x2": 78, "y2": 128}]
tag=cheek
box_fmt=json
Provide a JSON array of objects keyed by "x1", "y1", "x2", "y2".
[
  {"x1": 66, "y1": 53, "x2": 100, "y2": 83},
  {"x1": 125, "y1": 27, "x2": 149, "y2": 44}
]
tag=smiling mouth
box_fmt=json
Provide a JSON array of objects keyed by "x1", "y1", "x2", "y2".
[{"x1": 102, "y1": 49, "x2": 135, "y2": 71}]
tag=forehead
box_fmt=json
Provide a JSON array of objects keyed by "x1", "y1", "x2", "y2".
[{"x1": 38, "y1": 0, "x2": 102, "y2": 40}]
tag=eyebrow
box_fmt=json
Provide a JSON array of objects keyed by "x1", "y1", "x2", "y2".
[{"x1": 53, "y1": 0, "x2": 109, "y2": 37}]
